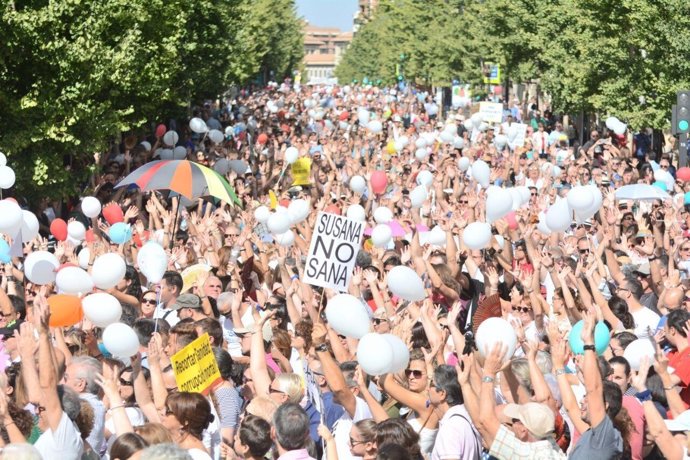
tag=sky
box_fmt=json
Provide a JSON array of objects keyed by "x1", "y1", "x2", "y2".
[{"x1": 296, "y1": 0, "x2": 359, "y2": 31}]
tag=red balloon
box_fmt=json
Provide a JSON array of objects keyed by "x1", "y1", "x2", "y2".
[
  {"x1": 370, "y1": 171, "x2": 388, "y2": 195},
  {"x1": 155, "y1": 123, "x2": 167, "y2": 138},
  {"x1": 505, "y1": 211, "x2": 518, "y2": 230},
  {"x1": 257, "y1": 133, "x2": 268, "y2": 145},
  {"x1": 325, "y1": 204, "x2": 341, "y2": 215},
  {"x1": 48, "y1": 295, "x2": 83, "y2": 327},
  {"x1": 102, "y1": 203, "x2": 124, "y2": 225},
  {"x1": 50, "y1": 219, "x2": 68, "y2": 241},
  {"x1": 678, "y1": 167, "x2": 690, "y2": 182},
  {"x1": 339, "y1": 111, "x2": 350, "y2": 121}
]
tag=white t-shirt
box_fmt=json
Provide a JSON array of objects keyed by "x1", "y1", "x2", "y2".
[
  {"x1": 153, "y1": 304, "x2": 180, "y2": 326},
  {"x1": 203, "y1": 395, "x2": 221, "y2": 460},
  {"x1": 631, "y1": 307, "x2": 661, "y2": 338},
  {"x1": 333, "y1": 397, "x2": 373, "y2": 460},
  {"x1": 189, "y1": 448, "x2": 212, "y2": 460},
  {"x1": 34, "y1": 412, "x2": 83, "y2": 460}
]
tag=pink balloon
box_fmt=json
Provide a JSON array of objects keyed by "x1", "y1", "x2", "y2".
[
  {"x1": 371, "y1": 171, "x2": 388, "y2": 195},
  {"x1": 155, "y1": 124, "x2": 167, "y2": 138},
  {"x1": 505, "y1": 211, "x2": 518, "y2": 230}
]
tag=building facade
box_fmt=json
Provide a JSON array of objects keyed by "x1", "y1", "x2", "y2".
[{"x1": 303, "y1": 25, "x2": 352, "y2": 84}]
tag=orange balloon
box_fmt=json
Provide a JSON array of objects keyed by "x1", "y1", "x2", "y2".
[{"x1": 48, "y1": 295, "x2": 83, "y2": 327}]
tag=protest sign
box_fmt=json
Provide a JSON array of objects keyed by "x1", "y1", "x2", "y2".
[
  {"x1": 291, "y1": 158, "x2": 312, "y2": 186},
  {"x1": 479, "y1": 102, "x2": 503, "y2": 124},
  {"x1": 170, "y1": 333, "x2": 221, "y2": 395},
  {"x1": 511, "y1": 123, "x2": 528, "y2": 148},
  {"x1": 303, "y1": 211, "x2": 364, "y2": 292}
]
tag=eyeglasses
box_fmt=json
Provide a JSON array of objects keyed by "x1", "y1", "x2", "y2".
[
  {"x1": 404, "y1": 369, "x2": 425, "y2": 379},
  {"x1": 350, "y1": 437, "x2": 365, "y2": 446},
  {"x1": 681, "y1": 247, "x2": 690, "y2": 252},
  {"x1": 530, "y1": 192, "x2": 537, "y2": 196},
  {"x1": 373, "y1": 318, "x2": 387, "y2": 325},
  {"x1": 142, "y1": 298, "x2": 157, "y2": 305},
  {"x1": 459, "y1": 200, "x2": 468, "y2": 204},
  {"x1": 661, "y1": 164, "x2": 670, "y2": 169},
  {"x1": 512, "y1": 306, "x2": 532, "y2": 313},
  {"x1": 623, "y1": 216, "x2": 634, "y2": 220},
  {"x1": 225, "y1": 233, "x2": 239, "y2": 238},
  {"x1": 578, "y1": 249, "x2": 590, "y2": 254},
  {"x1": 616, "y1": 286, "x2": 630, "y2": 294},
  {"x1": 119, "y1": 378, "x2": 133, "y2": 386}
]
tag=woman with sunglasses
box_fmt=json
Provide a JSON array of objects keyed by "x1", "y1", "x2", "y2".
[
  {"x1": 139, "y1": 290, "x2": 158, "y2": 319},
  {"x1": 160, "y1": 392, "x2": 214, "y2": 460},
  {"x1": 378, "y1": 349, "x2": 439, "y2": 457}
]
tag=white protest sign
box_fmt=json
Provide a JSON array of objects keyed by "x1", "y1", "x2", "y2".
[
  {"x1": 479, "y1": 102, "x2": 503, "y2": 124},
  {"x1": 510, "y1": 123, "x2": 528, "y2": 148},
  {"x1": 304, "y1": 212, "x2": 364, "y2": 292}
]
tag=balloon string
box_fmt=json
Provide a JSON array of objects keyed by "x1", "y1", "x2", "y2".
[{"x1": 153, "y1": 282, "x2": 162, "y2": 333}]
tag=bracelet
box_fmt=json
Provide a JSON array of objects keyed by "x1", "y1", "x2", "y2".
[
  {"x1": 482, "y1": 376, "x2": 495, "y2": 383},
  {"x1": 109, "y1": 404, "x2": 125, "y2": 411},
  {"x1": 555, "y1": 369, "x2": 566, "y2": 376},
  {"x1": 315, "y1": 343, "x2": 328, "y2": 353},
  {"x1": 583, "y1": 344, "x2": 596, "y2": 352},
  {"x1": 290, "y1": 275, "x2": 299, "y2": 281},
  {"x1": 3, "y1": 420, "x2": 15, "y2": 427},
  {"x1": 664, "y1": 385, "x2": 676, "y2": 391}
]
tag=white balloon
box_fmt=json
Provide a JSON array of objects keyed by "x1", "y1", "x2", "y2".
[
  {"x1": 416, "y1": 170, "x2": 433, "y2": 187},
  {"x1": 387, "y1": 266, "x2": 426, "y2": 301},
  {"x1": 486, "y1": 188, "x2": 513, "y2": 222},
  {"x1": 478, "y1": 122, "x2": 489, "y2": 132},
  {"x1": 254, "y1": 206, "x2": 270, "y2": 224},
  {"x1": 463, "y1": 119, "x2": 474, "y2": 131},
  {"x1": 654, "y1": 168, "x2": 671, "y2": 183},
  {"x1": 495, "y1": 134, "x2": 508, "y2": 149},
  {"x1": 137, "y1": 242, "x2": 167, "y2": 284},
  {"x1": 274, "y1": 230, "x2": 295, "y2": 247},
  {"x1": 56, "y1": 266, "x2": 94, "y2": 295},
  {"x1": 415, "y1": 148, "x2": 428, "y2": 161},
  {"x1": 67, "y1": 221, "x2": 86, "y2": 242},
  {"x1": 444, "y1": 123, "x2": 457, "y2": 136},
  {"x1": 0, "y1": 200, "x2": 22, "y2": 237},
  {"x1": 285, "y1": 147, "x2": 299, "y2": 164},
  {"x1": 326, "y1": 294, "x2": 370, "y2": 339},
  {"x1": 552, "y1": 166, "x2": 562, "y2": 178},
  {"x1": 537, "y1": 211, "x2": 552, "y2": 235},
  {"x1": 471, "y1": 160, "x2": 490, "y2": 187},
  {"x1": 21, "y1": 210, "x2": 39, "y2": 242},
  {"x1": 159, "y1": 148, "x2": 173, "y2": 160},
  {"x1": 287, "y1": 199, "x2": 310, "y2": 224},
  {"x1": 346, "y1": 204, "x2": 366, "y2": 222},
  {"x1": 103, "y1": 323, "x2": 139, "y2": 358},
  {"x1": 0, "y1": 166, "x2": 15, "y2": 190},
  {"x1": 140, "y1": 141, "x2": 152, "y2": 152},
  {"x1": 458, "y1": 157, "x2": 471, "y2": 172},
  {"x1": 453, "y1": 137, "x2": 465, "y2": 149},
  {"x1": 173, "y1": 146, "x2": 187, "y2": 160},
  {"x1": 576, "y1": 185, "x2": 603, "y2": 222},
  {"x1": 267, "y1": 213, "x2": 290, "y2": 235},
  {"x1": 545, "y1": 198, "x2": 572, "y2": 232},
  {"x1": 605, "y1": 117, "x2": 620, "y2": 130},
  {"x1": 613, "y1": 122, "x2": 627, "y2": 136},
  {"x1": 81, "y1": 197, "x2": 102, "y2": 218},
  {"x1": 509, "y1": 188, "x2": 524, "y2": 211},
  {"x1": 410, "y1": 185, "x2": 428, "y2": 208},
  {"x1": 208, "y1": 129, "x2": 224, "y2": 144},
  {"x1": 471, "y1": 113, "x2": 482, "y2": 128},
  {"x1": 623, "y1": 338, "x2": 656, "y2": 371},
  {"x1": 428, "y1": 226, "x2": 446, "y2": 246},
  {"x1": 24, "y1": 251, "x2": 59, "y2": 285},
  {"x1": 439, "y1": 131, "x2": 454, "y2": 144},
  {"x1": 163, "y1": 130, "x2": 179, "y2": 146},
  {"x1": 78, "y1": 248, "x2": 91, "y2": 270},
  {"x1": 0, "y1": 153, "x2": 6, "y2": 166},
  {"x1": 357, "y1": 109, "x2": 370, "y2": 125},
  {"x1": 371, "y1": 224, "x2": 392, "y2": 248},
  {"x1": 414, "y1": 138, "x2": 427, "y2": 149},
  {"x1": 373, "y1": 207, "x2": 393, "y2": 224},
  {"x1": 189, "y1": 117, "x2": 209, "y2": 134},
  {"x1": 82, "y1": 293, "x2": 122, "y2": 328},
  {"x1": 382, "y1": 334, "x2": 410, "y2": 373},
  {"x1": 394, "y1": 140, "x2": 405, "y2": 152},
  {"x1": 567, "y1": 186, "x2": 594, "y2": 212},
  {"x1": 463, "y1": 222, "x2": 492, "y2": 250},
  {"x1": 357, "y1": 333, "x2": 393, "y2": 375},
  {"x1": 398, "y1": 136, "x2": 409, "y2": 147},
  {"x1": 350, "y1": 176, "x2": 366, "y2": 194},
  {"x1": 517, "y1": 186, "x2": 531, "y2": 205},
  {"x1": 91, "y1": 253, "x2": 126, "y2": 289},
  {"x1": 476, "y1": 317, "x2": 517, "y2": 361},
  {"x1": 367, "y1": 120, "x2": 383, "y2": 133}
]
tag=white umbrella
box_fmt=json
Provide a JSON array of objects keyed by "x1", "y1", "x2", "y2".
[{"x1": 614, "y1": 184, "x2": 670, "y2": 201}]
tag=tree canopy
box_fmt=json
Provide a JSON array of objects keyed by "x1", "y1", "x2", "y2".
[
  {"x1": 0, "y1": 0, "x2": 303, "y2": 200},
  {"x1": 336, "y1": 0, "x2": 690, "y2": 129}
]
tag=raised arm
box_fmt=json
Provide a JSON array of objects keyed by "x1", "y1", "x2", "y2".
[
  {"x1": 35, "y1": 295, "x2": 63, "y2": 431},
  {"x1": 311, "y1": 323, "x2": 356, "y2": 417}
]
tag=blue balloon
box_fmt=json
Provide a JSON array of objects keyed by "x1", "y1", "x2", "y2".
[
  {"x1": 685, "y1": 192, "x2": 690, "y2": 205},
  {"x1": 0, "y1": 239, "x2": 10, "y2": 264},
  {"x1": 569, "y1": 320, "x2": 610, "y2": 355},
  {"x1": 652, "y1": 181, "x2": 667, "y2": 191},
  {"x1": 108, "y1": 222, "x2": 132, "y2": 244}
]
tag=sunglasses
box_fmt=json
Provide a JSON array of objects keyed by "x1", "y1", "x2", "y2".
[
  {"x1": 142, "y1": 298, "x2": 157, "y2": 305},
  {"x1": 225, "y1": 233, "x2": 239, "y2": 237},
  {"x1": 459, "y1": 200, "x2": 469, "y2": 204},
  {"x1": 512, "y1": 306, "x2": 532, "y2": 313},
  {"x1": 269, "y1": 387, "x2": 286, "y2": 395},
  {"x1": 373, "y1": 318, "x2": 387, "y2": 325},
  {"x1": 579, "y1": 249, "x2": 590, "y2": 254},
  {"x1": 404, "y1": 369, "x2": 425, "y2": 379},
  {"x1": 119, "y1": 378, "x2": 133, "y2": 386}
]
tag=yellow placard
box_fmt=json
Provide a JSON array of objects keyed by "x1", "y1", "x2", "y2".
[
  {"x1": 170, "y1": 333, "x2": 221, "y2": 395},
  {"x1": 291, "y1": 158, "x2": 312, "y2": 186},
  {"x1": 269, "y1": 190, "x2": 278, "y2": 210}
]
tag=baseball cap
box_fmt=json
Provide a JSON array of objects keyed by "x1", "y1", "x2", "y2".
[
  {"x1": 503, "y1": 402, "x2": 555, "y2": 439},
  {"x1": 633, "y1": 263, "x2": 651, "y2": 276},
  {"x1": 170, "y1": 293, "x2": 201, "y2": 311},
  {"x1": 0, "y1": 319, "x2": 23, "y2": 339},
  {"x1": 666, "y1": 409, "x2": 690, "y2": 432}
]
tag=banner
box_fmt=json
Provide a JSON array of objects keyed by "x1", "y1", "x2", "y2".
[
  {"x1": 509, "y1": 123, "x2": 528, "y2": 148},
  {"x1": 303, "y1": 211, "x2": 364, "y2": 292},
  {"x1": 479, "y1": 102, "x2": 503, "y2": 124},
  {"x1": 170, "y1": 333, "x2": 222, "y2": 395},
  {"x1": 291, "y1": 158, "x2": 312, "y2": 186}
]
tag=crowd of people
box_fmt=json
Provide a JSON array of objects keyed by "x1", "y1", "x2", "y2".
[{"x1": 0, "y1": 81, "x2": 687, "y2": 460}]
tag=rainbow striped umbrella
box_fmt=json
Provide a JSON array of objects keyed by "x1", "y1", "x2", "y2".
[{"x1": 116, "y1": 160, "x2": 241, "y2": 206}]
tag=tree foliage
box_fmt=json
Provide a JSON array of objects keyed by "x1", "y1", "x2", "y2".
[
  {"x1": 337, "y1": 0, "x2": 690, "y2": 129},
  {"x1": 0, "y1": 0, "x2": 303, "y2": 200}
]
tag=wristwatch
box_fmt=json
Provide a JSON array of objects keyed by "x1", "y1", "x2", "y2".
[
  {"x1": 583, "y1": 344, "x2": 596, "y2": 352},
  {"x1": 482, "y1": 376, "x2": 495, "y2": 384},
  {"x1": 315, "y1": 343, "x2": 329, "y2": 353}
]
